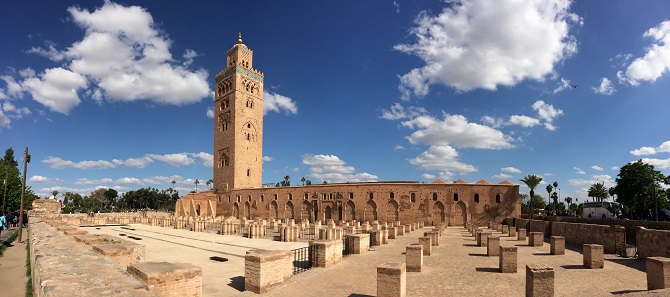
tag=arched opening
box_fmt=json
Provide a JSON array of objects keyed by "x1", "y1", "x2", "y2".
[
  {"x1": 270, "y1": 201, "x2": 279, "y2": 219},
  {"x1": 454, "y1": 193, "x2": 459, "y2": 201},
  {"x1": 387, "y1": 199, "x2": 399, "y2": 222},
  {"x1": 196, "y1": 204, "x2": 201, "y2": 216},
  {"x1": 301, "y1": 200, "x2": 312, "y2": 223},
  {"x1": 245, "y1": 202, "x2": 251, "y2": 219},
  {"x1": 233, "y1": 203, "x2": 240, "y2": 219},
  {"x1": 452, "y1": 201, "x2": 467, "y2": 226},
  {"x1": 325, "y1": 205, "x2": 332, "y2": 220},
  {"x1": 433, "y1": 201, "x2": 445, "y2": 224},
  {"x1": 496, "y1": 194, "x2": 501, "y2": 203},
  {"x1": 365, "y1": 199, "x2": 378, "y2": 221},
  {"x1": 338, "y1": 206, "x2": 343, "y2": 221},
  {"x1": 474, "y1": 193, "x2": 480, "y2": 203},
  {"x1": 286, "y1": 201, "x2": 295, "y2": 219},
  {"x1": 432, "y1": 193, "x2": 438, "y2": 201},
  {"x1": 346, "y1": 200, "x2": 355, "y2": 221}
]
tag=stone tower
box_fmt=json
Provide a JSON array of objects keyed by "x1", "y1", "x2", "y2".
[{"x1": 213, "y1": 34, "x2": 264, "y2": 191}]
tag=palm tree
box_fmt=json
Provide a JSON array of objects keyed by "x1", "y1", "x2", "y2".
[
  {"x1": 51, "y1": 190, "x2": 59, "y2": 200},
  {"x1": 588, "y1": 182, "x2": 608, "y2": 202},
  {"x1": 280, "y1": 175, "x2": 290, "y2": 187},
  {"x1": 609, "y1": 187, "x2": 616, "y2": 201},
  {"x1": 194, "y1": 179, "x2": 200, "y2": 192},
  {"x1": 171, "y1": 179, "x2": 176, "y2": 189},
  {"x1": 520, "y1": 175, "x2": 543, "y2": 217},
  {"x1": 564, "y1": 196, "x2": 573, "y2": 210},
  {"x1": 301, "y1": 177, "x2": 306, "y2": 186},
  {"x1": 206, "y1": 179, "x2": 213, "y2": 190}
]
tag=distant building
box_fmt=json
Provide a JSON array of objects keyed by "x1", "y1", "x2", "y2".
[{"x1": 176, "y1": 35, "x2": 520, "y2": 226}]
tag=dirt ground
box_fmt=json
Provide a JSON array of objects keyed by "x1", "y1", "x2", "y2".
[{"x1": 0, "y1": 228, "x2": 29, "y2": 297}]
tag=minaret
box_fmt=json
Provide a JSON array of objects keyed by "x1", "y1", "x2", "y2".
[{"x1": 213, "y1": 33, "x2": 264, "y2": 190}]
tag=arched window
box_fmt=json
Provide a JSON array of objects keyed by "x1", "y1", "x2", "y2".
[
  {"x1": 260, "y1": 194, "x2": 264, "y2": 202},
  {"x1": 247, "y1": 168, "x2": 250, "y2": 176},
  {"x1": 369, "y1": 192, "x2": 374, "y2": 200},
  {"x1": 228, "y1": 196, "x2": 231, "y2": 203},
  {"x1": 454, "y1": 193, "x2": 459, "y2": 201},
  {"x1": 349, "y1": 192, "x2": 354, "y2": 199},
  {"x1": 432, "y1": 193, "x2": 438, "y2": 201},
  {"x1": 496, "y1": 194, "x2": 501, "y2": 204},
  {"x1": 237, "y1": 195, "x2": 241, "y2": 202},
  {"x1": 274, "y1": 194, "x2": 278, "y2": 200},
  {"x1": 410, "y1": 193, "x2": 416, "y2": 203},
  {"x1": 288, "y1": 193, "x2": 293, "y2": 200},
  {"x1": 474, "y1": 193, "x2": 480, "y2": 203},
  {"x1": 248, "y1": 195, "x2": 252, "y2": 202},
  {"x1": 304, "y1": 193, "x2": 309, "y2": 200},
  {"x1": 390, "y1": 192, "x2": 395, "y2": 199}
]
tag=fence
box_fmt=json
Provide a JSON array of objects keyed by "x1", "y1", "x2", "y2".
[
  {"x1": 292, "y1": 246, "x2": 317, "y2": 275},
  {"x1": 342, "y1": 236, "x2": 355, "y2": 257}
]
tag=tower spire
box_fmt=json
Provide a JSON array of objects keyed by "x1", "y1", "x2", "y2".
[{"x1": 238, "y1": 32, "x2": 242, "y2": 44}]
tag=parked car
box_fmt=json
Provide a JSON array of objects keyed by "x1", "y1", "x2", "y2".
[{"x1": 658, "y1": 209, "x2": 670, "y2": 221}]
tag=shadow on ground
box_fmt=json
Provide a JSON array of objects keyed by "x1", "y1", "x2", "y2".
[
  {"x1": 608, "y1": 257, "x2": 646, "y2": 272},
  {"x1": 611, "y1": 289, "x2": 646, "y2": 295},
  {"x1": 475, "y1": 267, "x2": 499, "y2": 273},
  {"x1": 228, "y1": 276, "x2": 245, "y2": 292},
  {"x1": 348, "y1": 294, "x2": 374, "y2": 297}
]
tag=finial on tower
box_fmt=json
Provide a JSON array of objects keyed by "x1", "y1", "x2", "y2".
[{"x1": 238, "y1": 32, "x2": 242, "y2": 44}]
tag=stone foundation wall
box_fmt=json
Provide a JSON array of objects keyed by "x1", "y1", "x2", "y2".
[
  {"x1": 636, "y1": 227, "x2": 670, "y2": 259},
  {"x1": 552, "y1": 222, "x2": 624, "y2": 254},
  {"x1": 28, "y1": 217, "x2": 156, "y2": 296}
]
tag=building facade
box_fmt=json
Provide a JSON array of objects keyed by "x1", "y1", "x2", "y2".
[{"x1": 176, "y1": 36, "x2": 521, "y2": 226}]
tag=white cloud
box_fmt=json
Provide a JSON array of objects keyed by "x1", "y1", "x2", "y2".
[
  {"x1": 2, "y1": 102, "x2": 32, "y2": 120},
  {"x1": 206, "y1": 107, "x2": 214, "y2": 119},
  {"x1": 508, "y1": 115, "x2": 540, "y2": 127},
  {"x1": 21, "y1": 67, "x2": 88, "y2": 114},
  {"x1": 43, "y1": 152, "x2": 212, "y2": 170},
  {"x1": 553, "y1": 77, "x2": 572, "y2": 93},
  {"x1": 421, "y1": 173, "x2": 436, "y2": 180},
  {"x1": 403, "y1": 113, "x2": 513, "y2": 149},
  {"x1": 189, "y1": 152, "x2": 213, "y2": 168},
  {"x1": 641, "y1": 158, "x2": 670, "y2": 169},
  {"x1": 631, "y1": 141, "x2": 670, "y2": 156},
  {"x1": 576, "y1": 170, "x2": 586, "y2": 175},
  {"x1": 262, "y1": 156, "x2": 274, "y2": 162},
  {"x1": 393, "y1": 145, "x2": 405, "y2": 151},
  {"x1": 15, "y1": 2, "x2": 210, "y2": 114},
  {"x1": 43, "y1": 156, "x2": 117, "y2": 169},
  {"x1": 394, "y1": 0, "x2": 580, "y2": 98},
  {"x1": 611, "y1": 166, "x2": 619, "y2": 171},
  {"x1": 591, "y1": 165, "x2": 603, "y2": 171},
  {"x1": 0, "y1": 109, "x2": 9, "y2": 130},
  {"x1": 592, "y1": 77, "x2": 615, "y2": 95},
  {"x1": 409, "y1": 145, "x2": 477, "y2": 174},
  {"x1": 393, "y1": 1, "x2": 400, "y2": 13},
  {"x1": 302, "y1": 154, "x2": 378, "y2": 183},
  {"x1": 112, "y1": 157, "x2": 153, "y2": 168},
  {"x1": 264, "y1": 91, "x2": 298, "y2": 115},
  {"x1": 493, "y1": 173, "x2": 512, "y2": 179},
  {"x1": 618, "y1": 21, "x2": 670, "y2": 86},
  {"x1": 380, "y1": 103, "x2": 427, "y2": 120},
  {"x1": 568, "y1": 175, "x2": 614, "y2": 199},
  {"x1": 116, "y1": 177, "x2": 143, "y2": 185},
  {"x1": 74, "y1": 178, "x2": 114, "y2": 185},
  {"x1": 146, "y1": 153, "x2": 195, "y2": 167},
  {"x1": 480, "y1": 116, "x2": 505, "y2": 129},
  {"x1": 531, "y1": 100, "x2": 563, "y2": 130},
  {"x1": 501, "y1": 167, "x2": 522, "y2": 174},
  {"x1": 29, "y1": 175, "x2": 62, "y2": 183}
]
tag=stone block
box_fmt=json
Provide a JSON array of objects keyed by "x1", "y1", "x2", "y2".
[
  {"x1": 419, "y1": 237, "x2": 432, "y2": 256},
  {"x1": 647, "y1": 257, "x2": 670, "y2": 290},
  {"x1": 388, "y1": 227, "x2": 397, "y2": 239},
  {"x1": 377, "y1": 262, "x2": 406, "y2": 297},
  {"x1": 397, "y1": 225, "x2": 405, "y2": 236},
  {"x1": 350, "y1": 233, "x2": 371, "y2": 254},
  {"x1": 499, "y1": 246, "x2": 517, "y2": 273},
  {"x1": 479, "y1": 231, "x2": 492, "y2": 247},
  {"x1": 583, "y1": 244, "x2": 604, "y2": 269},
  {"x1": 509, "y1": 227, "x2": 517, "y2": 238},
  {"x1": 404, "y1": 225, "x2": 411, "y2": 233},
  {"x1": 313, "y1": 240, "x2": 343, "y2": 268},
  {"x1": 502, "y1": 224, "x2": 509, "y2": 234},
  {"x1": 550, "y1": 236, "x2": 565, "y2": 255},
  {"x1": 525, "y1": 265, "x2": 554, "y2": 297},
  {"x1": 487, "y1": 236, "x2": 500, "y2": 256},
  {"x1": 424, "y1": 231, "x2": 439, "y2": 246},
  {"x1": 518, "y1": 228, "x2": 527, "y2": 241},
  {"x1": 529, "y1": 232, "x2": 543, "y2": 247},
  {"x1": 129, "y1": 262, "x2": 202, "y2": 297},
  {"x1": 406, "y1": 245, "x2": 423, "y2": 272},
  {"x1": 244, "y1": 250, "x2": 293, "y2": 294}
]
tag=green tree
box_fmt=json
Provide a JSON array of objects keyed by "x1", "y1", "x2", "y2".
[
  {"x1": 522, "y1": 194, "x2": 547, "y2": 215},
  {"x1": 0, "y1": 147, "x2": 37, "y2": 213},
  {"x1": 588, "y1": 182, "x2": 609, "y2": 202},
  {"x1": 206, "y1": 179, "x2": 213, "y2": 190},
  {"x1": 519, "y1": 175, "x2": 543, "y2": 216},
  {"x1": 301, "y1": 177, "x2": 306, "y2": 186},
  {"x1": 564, "y1": 196, "x2": 573, "y2": 209},
  {"x1": 51, "y1": 190, "x2": 59, "y2": 199},
  {"x1": 194, "y1": 179, "x2": 200, "y2": 192},
  {"x1": 614, "y1": 160, "x2": 667, "y2": 218},
  {"x1": 280, "y1": 175, "x2": 290, "y2": 187}
]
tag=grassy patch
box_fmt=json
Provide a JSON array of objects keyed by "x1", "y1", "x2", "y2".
[
  {"x1": 0, "y1": 229, "x2": 19, "y2": 257},
  {"x1": 25, "y1": 238, "x2": 32, "y2": 297}
]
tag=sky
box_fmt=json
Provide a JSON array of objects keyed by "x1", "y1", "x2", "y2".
[{"x1": 1, "y1": 0, "x2": 670, "y2": 204}]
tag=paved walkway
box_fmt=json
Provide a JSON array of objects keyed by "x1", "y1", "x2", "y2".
[
  {"x1": 232, "y1": 226, "x2": 648, "y2": 297},
  {"x1": 0, "y1": 228, "x2": 29, "y2": 297}
]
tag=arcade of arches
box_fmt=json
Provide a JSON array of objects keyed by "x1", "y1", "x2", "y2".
[{"x1": 177, "y1": 179, "x2": 520, "y2": 227}]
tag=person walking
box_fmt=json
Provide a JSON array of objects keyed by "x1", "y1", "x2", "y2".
[{"x1": 0, "y1": 212, "x2": 6, "y2": 238}]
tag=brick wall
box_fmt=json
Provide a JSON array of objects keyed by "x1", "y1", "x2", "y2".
[{"x1": 551, "y1": 222, "x2": 624, "y2": 253}]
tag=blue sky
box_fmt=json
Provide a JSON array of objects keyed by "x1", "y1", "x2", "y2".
[{"x1": 1, "y1": 0, "x2": 670, "y2": 203}]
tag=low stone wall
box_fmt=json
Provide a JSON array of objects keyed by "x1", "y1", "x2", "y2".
[
  {"x1": 515, "y1": 219, "x2": 551, "y2": 236},
  {"x1": 636, "y1": 227, "x2": 670, "y2": 259},
  {"x1": 552, "y1": 222, "x2": 625, "y2": 254},
  {"x1": 28, "y1": 217, "x2": 156, "y2": 296},
  {"x1": 556, "y1": 217, "x2": 670, "y2": 244}
]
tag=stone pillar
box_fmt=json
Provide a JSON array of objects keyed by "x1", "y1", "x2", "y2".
[
  {"x1": 518, "y1": 228, "x2": 527, "y2": 241},
  {"x1": 406, "y1": 245, "x2": 423, "y2": 272},
  {"x1": 583, "y1": 244, "x2": 604, "y2": 269},
  {"x1": 410, "y1": 223, "x2": 415, "y2": 231},
  {"x1": 528, "y1": 232, "x2": 543, "y2": 247},
  {"x1": 550, "y1": 236, "x2": 565, "y2": 255},
  {"x1": 127, "y1": 262, "x2": 202, "y2": 297},
  {"x1": 404, "y1": 225, "x2": 411, "y2": 233},
  {"x1": 499, "y1": 246, "x2": 517, "y2": 273},
  {"x1": 509, "y1": 227, "x2": 516, "y2": 238},
  {"x1": 419, "y1": 237, "x2": 432, "y2": 256},
  {"x1": 388, "y1": 227, "x2": 397, "y2": 239},
  {"x1": 374, "y1": 230, "x2": 383, "y2": 246},
  {"x1": 397, "y1": 225, "x2": 405, "y2": 236},
  {"x1": 425, "y1": 231, "x2": 439, "y2": 246},
  {"x1": 244, "y1": 250, "x2": 293, "y2": 294},
  {"x1": 382, "y1": 229, "x2": 389, "y2": 245},
  {"x1": 525, "y1": 265, "x2": 554, "y2": 297},
  {"x1": 479, "y1": 231, "x2": 492, "y2": 247},
  {"x1": 647, "y1": 257, "x2": 670, "y2": 290},
  {"x1": 377, "y1": 262, "x2": 406, "y2": 297},
  {"x1": 487, "y1": 236, "x2": 500, "y2": 257},
  {"x1": 313, "y1": 240, "x2": 343, "y2": 268},
  {"x1": 502, "y1": 225, "x2": 509, "y2": 234},
  {"x1": 349, "y1": 233, "x2": 370, "y2": 254}
]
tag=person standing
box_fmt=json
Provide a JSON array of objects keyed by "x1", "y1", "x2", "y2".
[
  {"x1": 22, "y1": 211, "x2": 28, "y2": 227},
  {"x1": 0, "y1": 212, "x2": 6, "y2": 238}
]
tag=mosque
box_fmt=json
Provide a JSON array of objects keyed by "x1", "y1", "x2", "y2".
[{"x1": 175, "y1": 35, "x2": 521, "y2": 226}]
